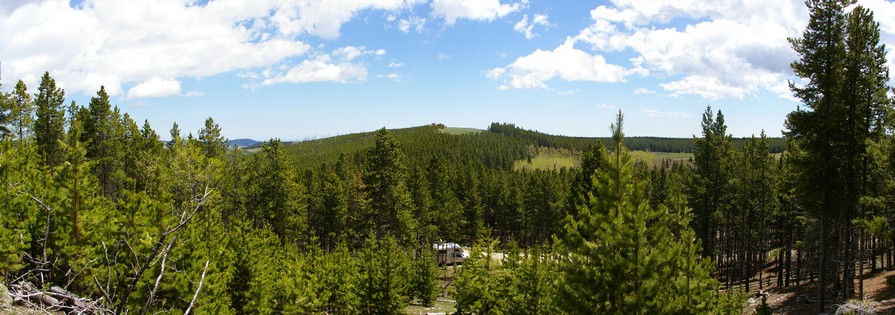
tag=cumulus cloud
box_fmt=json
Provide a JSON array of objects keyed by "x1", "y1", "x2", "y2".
[
  {"x1": 126, "y1": 77, "x2": 181, "y2": 99},
  {"x1": 640, "y1": 108, "x2": 689, "y2": 118},
  {"x1": 486, "y1": 38, "x2": 637, "y2": 89},
  {"x1": 573, "y1": 0, "x2": 815, "y2": 99},
  {"x1": 494, "y1": 0, "x2": 893, "y2": 99},
  {"x1": 0, "y1": 0, "x2": 417, "y2": 96},
  {"x1": 431, "y1": 0, "x2": 525, "y2": 25},
  {"x1": 260, "y1": 54, "x2": 368, "y2": 86},
  {"x1": 513, "y1": 13, "x2": 551, "y2": 39}
]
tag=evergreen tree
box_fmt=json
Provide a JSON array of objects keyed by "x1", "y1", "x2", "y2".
[
  {"x1": 198, "y1": 117, "x2": 228, "y2": 160},
  {"x1": 250, "y1": 139, "x2": 308, "y2": 243},
  {"x1": 554, "y1": 111, "x2": 723, "y2": 314},
  {"x1": 786, "y1": 0, "x2": 891, "y2": 307},
  {"x1": 364, "y1": 128, "x2": 417, "y2": 242},
  {"x1": 691, "y1": 106, "x2": 735, "y2": 264},
  {"x1": 33, "y1": 72, "x2": 66, "y2": 167},
  {"x1": 452, "y1": 239, "x2": 505, "y2": 315},
  {"x1": 8, "y1": 80, "x2": 34, "y2": 141},
  {"x1": 357, "y1": 234, "x2": 410, "y2": 314},
  {"x1": 322, "y1": 242, "x2": 360, "y2": 313},
  {"x1": 409, "y1": 243, "x2": 439, "y2": 306}
]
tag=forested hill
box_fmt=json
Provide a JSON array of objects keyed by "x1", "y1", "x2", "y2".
[{"x1": 276, "y1": 122, "x2": 786, "y2": 171}]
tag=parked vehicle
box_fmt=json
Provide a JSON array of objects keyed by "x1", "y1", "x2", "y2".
[{"x1": 433, "y1": 242, "x2": 468, "y2": 266}]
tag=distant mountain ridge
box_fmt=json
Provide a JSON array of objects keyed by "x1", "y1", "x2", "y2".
[{"x1": 227, "y1": 138, "x2": 262, "y2": 148}]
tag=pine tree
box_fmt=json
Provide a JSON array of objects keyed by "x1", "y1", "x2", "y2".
[
  {"x1": 250, "y1": 139, "x2": 308, "y2": 243},
  {"x1": 452, "y1": 239, "x2": 504, "y2": 315},
  {"x1": 8, "y1": 80, "x2": 34, "y2": 141},
  {"x1": 786, "y1": 0, "x2": 891, "y2": 307},
  {"x1": 691, "y1": 106, "x2": 735, "y2": 265},
  {"x1": 33, "y1": 72, "x2": 66, "y2": 167},
  {"x1": 357, "y1": 233, "x2": 410, "y2": 314},
  {"x1": 554, "y1": 111, "x2": 724, "y2": 314},
  {"x1": 409, "y1": 243, "x2": 439, "y2": 306},
  {"x1": 198, "y1": 117, "x2": 228, "y2": 160},
  {"x1": 365, "y1": 128, "x2": 417, "y2": 242},
  {"x1": 322, "y1": 242, "x2": 360, "y2": 313}
]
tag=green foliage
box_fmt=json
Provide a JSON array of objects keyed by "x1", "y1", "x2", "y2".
[
  {"x1": 554, "y1": 112, "x2": 724, "y2": 314},
  {"x1": 33, "y1": 72, "x2": 66, "y2": 167},
  {"x1": 321, "y1": 242, "x2": 360, "y2": 314},
  {"x1": 452, "y1": 240, "x2": 504, "y2": 315},
  {"x1": 357, "y1": 234, "x2": 410, "y2": 314},
  {"x1": 365, "y1": 128, "x2": 417, "y2": 241},
  {"x1": 409, "y1": 244, "x2": 439, "y2": 306}
]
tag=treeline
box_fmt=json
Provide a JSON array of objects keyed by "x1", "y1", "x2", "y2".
[{"x1": 487, "y1": 122, "x2": 787, "y2": 153}]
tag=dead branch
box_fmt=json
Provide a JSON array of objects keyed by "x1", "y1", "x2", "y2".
[
  {"x1": 11, "y1": 280, "x2": 111, "y2": 314},
  {"x1": 141, "y1": 235, "x2": 177, "y2": 315},
  {"x1": 183, "y1": 260, "x2": 210, "y2": 315}
]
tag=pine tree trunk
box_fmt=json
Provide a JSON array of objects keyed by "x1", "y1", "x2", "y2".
[
  {"x1": 818, "y1": 219, "x2": 826, "y2": 314},
  {"x1": 858, "y1": 231, "x2": 864, "y2": 299}
]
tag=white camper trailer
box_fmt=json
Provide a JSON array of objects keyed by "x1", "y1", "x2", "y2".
[{"x1": 434, "y1": 242, "x2": 468, "y2": 266}]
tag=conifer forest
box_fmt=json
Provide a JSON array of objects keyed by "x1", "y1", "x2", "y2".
[{"x1": 1, "y1": 0, "x2": 895, "y2": 314}]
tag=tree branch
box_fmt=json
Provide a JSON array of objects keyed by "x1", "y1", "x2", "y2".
[
  {"x1": 141, "y1": 235, "x2": 177, "y2": 315},
  {"x1": 184, "y1": 260, "x2": 210, "y2": 315}
]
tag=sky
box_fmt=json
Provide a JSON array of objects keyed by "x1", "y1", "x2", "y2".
[{"x1": 1, "y1": 0, "x2": 894, "y2": 141}]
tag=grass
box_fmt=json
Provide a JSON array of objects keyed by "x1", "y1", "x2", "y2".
[
  {"x1": 514, "y1": 146, "x2": 579, "y2": 172},
  {"x1": 436, "y1": 127, "x2": 483, "y2": 135},
  {"x1": 514, "y1": 147, "x2": 694, "y2": 172},
  {"x1": 629, "y1": 150, "x2": 693, "y2": 167}
]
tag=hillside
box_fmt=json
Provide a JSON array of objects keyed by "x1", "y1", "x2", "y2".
[{"x1": 273, "y1": 122, "x2": 784, "y2": 171}]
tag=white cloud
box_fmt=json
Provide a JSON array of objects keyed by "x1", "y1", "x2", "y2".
[
  {"x1": 431, "y1": 0, "x2": 525, "y2": 25},
  {"x1": 597, "y1": 103, "x2": 617, "y2": 110},
  {"x1": 399, "y1": 16, "x2": 426, "y2": 33},
  {"x1": 333, "y1": 46, "x2": 387, "y2": 61},
  {"x1": 127, "y1": 77, "x2": 181, "y2": 99},
  {"x1": 377, "y1": 73, "x2": 402, "y2": 81},
  {"x1": 575, "y1": 1, "x2": 807, "y2": 100},
  {"x1": 484, "y1": 68, "x2": 506, "y2": 79},
  {"x1": 0, "y1": 0, "x2": 420, "y2": 97},
  {"x1": 437, "y1": 53, "x2": 452, "y2": 61},
  {"x1": 491, "y1": 0, "x2": 891, "y2": 100},
  {"x1": 261, "y1": 54, "x2": 368, "y2": 86},
  {"x1": 513, "y1": 13, "x2": 551, "y2": 39},
  {"x1": 633, "y1": 87, "x2": 656, "y2": 95},
  {"x1": 269, "y1": 0, "x2": 425, "y2": 39},
  {"x1": 640, "y1": 108, "x2": 689, "y2": 118},
  {"x1": 183, "y1": 90, "x2": 204, "y2": 97},
  {"x1": 388, "y1": 62, "x2": 404, "y2": 68},
  {"x1": 486, "y1": 38, "x2": 634, "y2": 89}
]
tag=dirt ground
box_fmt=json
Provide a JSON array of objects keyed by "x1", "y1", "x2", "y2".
[{"x1": 744, "y1": 269, "x2": 895, "y2": 314}]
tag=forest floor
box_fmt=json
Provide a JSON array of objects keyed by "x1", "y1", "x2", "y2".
[{"x1": 743, "y1": 268, "x2": 895, "y2": 314}]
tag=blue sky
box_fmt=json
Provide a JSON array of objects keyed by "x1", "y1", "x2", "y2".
[{"x1": 1, "y1": 0, "x2": 893, "y2": 140}]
